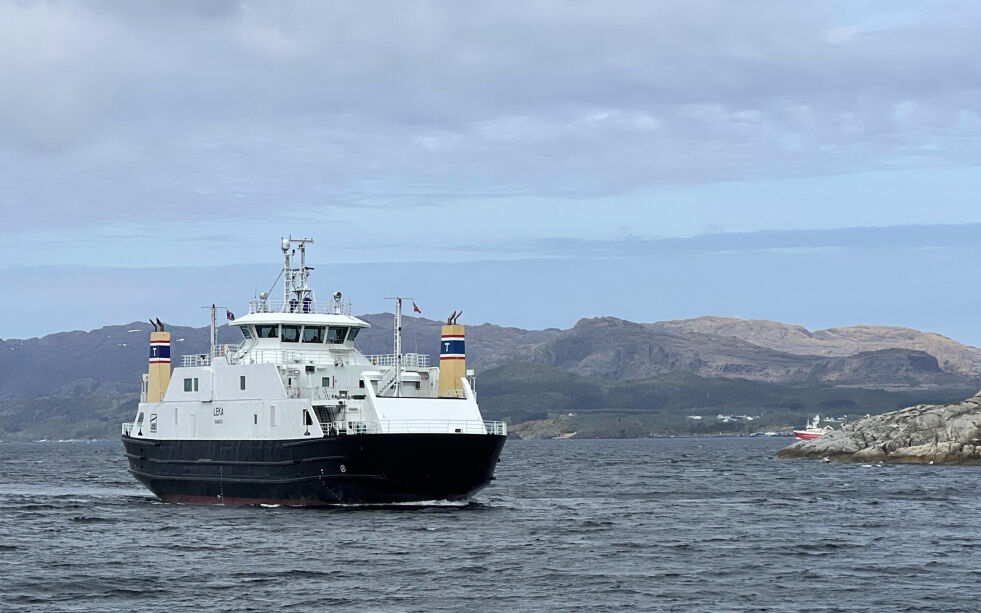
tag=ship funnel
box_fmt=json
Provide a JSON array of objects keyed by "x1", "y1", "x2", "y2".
[
  {"x1": 147, "y1": 330, "x2": 171, "y2": 403},
  {"x1": 438, "y1": 322, "x2": 466, "y2": 398}
]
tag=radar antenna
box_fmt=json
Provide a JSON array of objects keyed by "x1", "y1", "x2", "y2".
[{"x1": 281, "y1": 237, "x2": 316, "y2": 313}]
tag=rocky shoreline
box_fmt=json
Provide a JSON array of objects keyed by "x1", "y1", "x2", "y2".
[{"x1": 776, "y1": 392, "x2": 981, "y2": 464}]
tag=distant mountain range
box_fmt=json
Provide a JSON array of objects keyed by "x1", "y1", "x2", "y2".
[
  {"x1": 357, "y1": 314, "x2": 981, "y2": 389},
  {"x1": 2, "y1": 315, "x2": 979, "y2": 439},
  {"x1": 4, "y1": 314, "x2": 979, "y2": 398},
  {"x1": 655, "y1": 316, "x2": 981, "y2": 378}
]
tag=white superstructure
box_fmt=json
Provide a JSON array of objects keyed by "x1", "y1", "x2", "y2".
[{"x1": 125, "y1": 238, "x2": 505, "y2": 442}]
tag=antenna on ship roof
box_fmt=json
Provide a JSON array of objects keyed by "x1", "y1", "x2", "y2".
[{"x1": 281, "y1": 237, "x2": 316, "y2": 313}]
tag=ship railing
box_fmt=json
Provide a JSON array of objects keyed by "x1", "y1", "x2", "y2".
[
  {"x1": 308, "y1": 388, "x2": 364, "y2": 402},
  {"x1": 248, "y1": 299, "x2": 352, "y2": 316},
  {"x1": 484, "y1": 421, "x2": 507, "y2": 435},
  {"x1": 121, "y1": 423, "x2": 133, "y2": 436},
  {"x1": 238, "y1": 348, "x2": 429, "y2": 369},
  {"x1": 240, "y1": 349, "x2": 359, "y2": 366},
  {"x1": 177, "y1": 341, "x2": 253, "y2": 367},
  {"x1": 321, "y1": 420, "x2": 507, "y2": 436},
  {"x1": 363, "y1": 353, "x2": 430, "y2": 368},
  {"x1": 182, "y1": 354, "x2": 211, "y2": 367}
]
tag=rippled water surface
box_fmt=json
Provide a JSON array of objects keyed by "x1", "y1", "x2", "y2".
[{"x1": 1, "y1": 438, "x2": 979, "y2": 612}]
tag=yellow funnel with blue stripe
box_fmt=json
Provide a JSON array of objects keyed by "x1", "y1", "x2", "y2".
[
  {"x1": 438, "y1": 324, "x2": 466, "y2": 398},
  {"x1": 147, "y1": 331, "x2": 171, "y2": 403}
]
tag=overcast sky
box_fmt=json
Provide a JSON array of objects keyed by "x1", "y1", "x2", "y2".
[{"x1": 3, "y1": 1, "x2": 981, "y2": 343}]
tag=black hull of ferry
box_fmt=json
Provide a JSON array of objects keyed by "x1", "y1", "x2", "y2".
[{"x1": 121, "y1": 433, "x2": 506, "y2": 506}]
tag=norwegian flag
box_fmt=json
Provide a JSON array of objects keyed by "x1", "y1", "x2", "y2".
[{"x1": 412, "y1": 302, "x2": 421, "y2": 314}]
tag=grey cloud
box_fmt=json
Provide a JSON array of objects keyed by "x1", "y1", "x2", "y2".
[
  {"x1": 457, "y1": 223, "x2": 981, "y2": 259},
  {"x1": 2, "y1": 1, "x2": 981, "y2": 228}
]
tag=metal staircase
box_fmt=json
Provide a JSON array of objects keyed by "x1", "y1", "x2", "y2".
[{"x1": 375, "y1": 365, "x2": 398, "y2": 396}]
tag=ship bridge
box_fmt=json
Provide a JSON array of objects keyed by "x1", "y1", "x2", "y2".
[{"x1": 231, "y1": 308, "x2": 369, "y2": 351}]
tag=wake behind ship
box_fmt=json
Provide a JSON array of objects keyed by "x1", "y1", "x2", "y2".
[{"x1": 121, "y1": 238, "x2": 506, "y2": 506}]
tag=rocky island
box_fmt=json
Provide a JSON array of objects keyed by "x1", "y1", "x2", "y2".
[{"x1": 777, "y1": 392, "x2": 981, "y2": 464}]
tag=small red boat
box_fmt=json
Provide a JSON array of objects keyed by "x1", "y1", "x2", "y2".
[{"x1": 793, "y1": 415, "x2": 832, "y2": 440}]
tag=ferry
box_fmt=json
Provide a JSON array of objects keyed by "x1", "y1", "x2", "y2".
[{"x1": 121, "y1": 238, "x2": 507, "y2": 506}]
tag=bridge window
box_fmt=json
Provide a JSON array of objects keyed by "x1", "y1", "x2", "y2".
[
  {"x1": 281, "y1": 325, "x2": 300, "y2": 342},
  {"x1": 327, "y1": 326, "x2": 348, "y2": 343},
  {"x1": 302, "y1": 325, "x2": 325, "y2": 343},
  {"x1": 239, "y1": 325, "x2": 254, "y2": 339},
  {"x1": 256, "y1": 324, "x2": 279, "y2": 339},
  {"x1": 348, "y1": 328, "x2": 360, "y2": 341},
  {"x1": 183, "y1": 377, "x2": 199, "y2": 392}
]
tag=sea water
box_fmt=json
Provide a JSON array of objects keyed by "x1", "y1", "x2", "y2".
[{"x1": 1, "y1": 438, "x2": 978, "y2": 612}]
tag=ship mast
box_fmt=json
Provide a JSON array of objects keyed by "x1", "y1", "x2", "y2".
[
  {"x1": 281, "y1": 237, "x2": 315, "y2": 312},
  {"x1": 385, "y1": 296, "x2": 413, "y2": 398},
  {"x1": 394, "y1": 298, "x2": 402, "y2": 397},
  {"x1": 199, "y1": 303, "x2": 227, "y2": 357},
  {"x1": 282, "y1": 238, "x2": 291, "y2": 307}
]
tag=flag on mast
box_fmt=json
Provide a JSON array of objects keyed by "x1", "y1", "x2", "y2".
[
  {"x1": 226, "y1": 310, "x2": 235, "y2": 321},
  {"x1": 412, "y1": 302, "x2": 421, "y2": 314}
]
